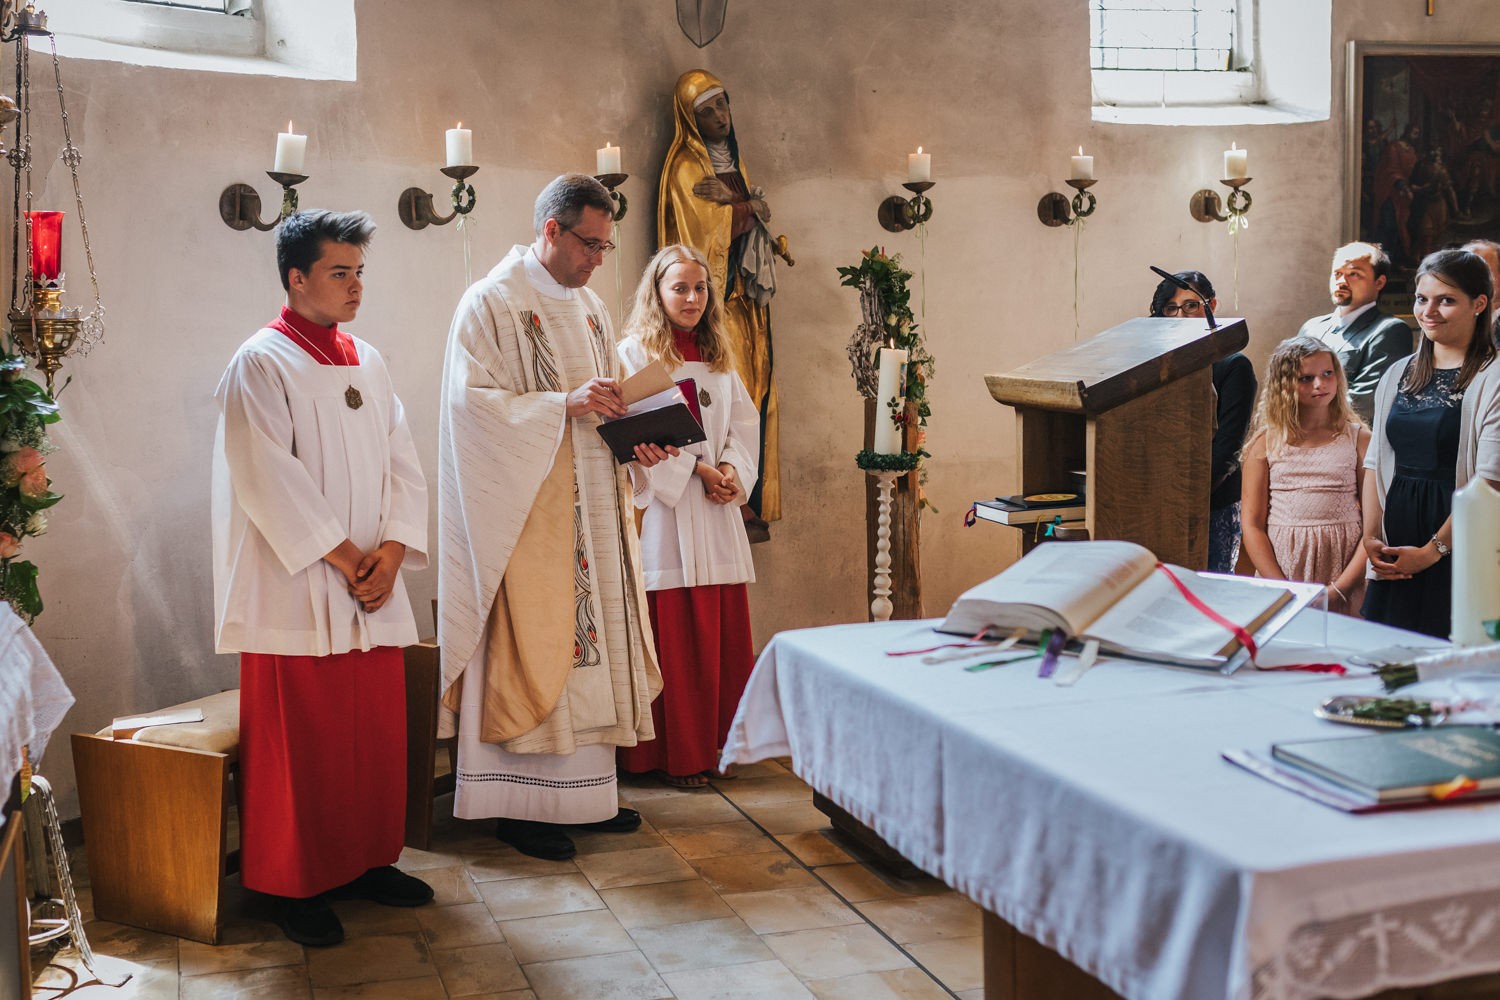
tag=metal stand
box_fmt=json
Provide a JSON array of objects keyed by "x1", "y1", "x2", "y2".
[
  {"x1": 867, "y1": 469, "x2": 898, "y2": 621},
  {"x1": 24, "y1": 775, "x2": 126, "y2": 986}
]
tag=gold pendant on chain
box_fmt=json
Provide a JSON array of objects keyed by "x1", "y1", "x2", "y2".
[{"x1": 345, "y1": 386, "x2": 364, "y2": 410}]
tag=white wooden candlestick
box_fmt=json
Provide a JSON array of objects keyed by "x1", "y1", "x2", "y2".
[{"x1": 868, "y1": 469, "x2": 898, "y2": 621}]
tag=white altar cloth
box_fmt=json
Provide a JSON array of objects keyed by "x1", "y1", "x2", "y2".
[
  {"x1": 0, "y1": 602, "x2": 72, "y2": 828},
  {"x1": 720, "y1": 612, "x2": 1500, "y2": 1000}
]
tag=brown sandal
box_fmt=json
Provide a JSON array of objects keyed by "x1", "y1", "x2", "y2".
[{"x1": 655, "y1": 770, "x2": 709, "y2": 788}]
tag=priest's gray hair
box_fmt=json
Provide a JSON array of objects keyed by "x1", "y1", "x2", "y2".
[
  {"x1": 277, "y1": 209, "x2": 376, "y2": 291},
  {"x1": 533, "y1": 173, "x2": 614, "y2": 234}
]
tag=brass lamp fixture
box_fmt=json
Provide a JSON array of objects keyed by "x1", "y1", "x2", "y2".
[
  {"x1": 1037, "y1": 179, "x2": 1098, "y2": 228},
  {"x1": 2, "y1": 2, "x2": 106, "y2": 393},
  {"x1": 220, "y1": 172, "x2": 309, "y2": 232},
  {"x1": 1190, "y1": 177, "x2": 1252, "y2": 229}
]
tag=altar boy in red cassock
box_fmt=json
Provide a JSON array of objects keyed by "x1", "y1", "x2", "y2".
[{"x1": 211, "y1": 209, "x2": 432, "y2": 946}]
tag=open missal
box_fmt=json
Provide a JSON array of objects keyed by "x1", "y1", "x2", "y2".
[
  {"x1": 595, "y1": 360, "x2": 707, "y2": 463},
  {"x1": 938, "y1": 540, "x2": 1318, "y2": 671}
]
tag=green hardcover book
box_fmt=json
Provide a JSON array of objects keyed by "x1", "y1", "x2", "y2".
[{"x1": 1271, "y1": 726, "x2": 1500, "y2": 804}]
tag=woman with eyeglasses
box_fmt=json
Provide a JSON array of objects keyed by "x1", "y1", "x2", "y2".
[
  {"x1": 1360, "y1": 248, "x2": 1500, "y2": 636},
  {"x1": 1148, "y1": 270, "x2": 1257, "y2": 573}
]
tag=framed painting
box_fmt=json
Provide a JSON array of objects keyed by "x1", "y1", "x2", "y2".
[{"x1": 1345, "y1": 41, "x2": 1500, "y2": 306}]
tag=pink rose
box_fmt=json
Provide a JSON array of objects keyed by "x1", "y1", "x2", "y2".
[
  {"x1": 5, "y1": 447, "x2": 45, "y2": 497},
  {"x1": 0, "y1": 533, "x2": 20, "y2": 559}
]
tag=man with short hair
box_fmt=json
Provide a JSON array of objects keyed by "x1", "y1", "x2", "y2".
[
  {"x1": 438, "y1": 174, "x2": 661, "y2": 861},
  {"x1": 1462, "y1": 238, "x2": 1500, "y2": 335},
  {"x1": 213, "y1": 209, "x2": 432, "y2": 946},
  {"x1": 1295, "y1": 241, "x2": 1414, "y2": 424}
]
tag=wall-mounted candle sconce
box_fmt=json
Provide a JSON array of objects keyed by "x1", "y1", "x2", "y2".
[
  {"x1": 399, "y1": 166, "x2": 479, "y2": 230},
  {"x1": 400, "y1": 124, "x2": 479, "y2": 230},
  {"x1": 594, "y1": 140, "x2": 628, "y2": 221},
  {"x1": 1038, "y1": 148, "x2": 1099, "y2": 228},
  {"x1": 596, "y1": 172, "x2": 628, "y2": 222},
  {"x1": 1190, "y1": 143, "x2": 1252, "y2": 230},
  {"x1": 878, "y1": 148, "x2": 935, "y2": 233},
  {"x1": 220, "y1": 122, "x2": 308, "y2": 232}
]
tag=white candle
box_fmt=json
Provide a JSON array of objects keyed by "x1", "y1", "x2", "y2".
[
  {"x1": 596, "y1": 142, "x2": 621, "y2": 175},
  {"x1": 873, "y1": 344, "x2": 909, "y2": 454},
  {"x1": 274, "y1": 121, "x2": 306, "y2": 174},
  {"x1": 446, "y1": 123, "x2": 473, "y2": 168},
  {"x1": 1224, "y1": 141, "x2": 1248, "y2": 180},
  {"x1": 1069, "y1": 146, "x2": 1094, "y2": 181},
  {"x1": 907, "y1": 147, "x2": 931, "y2": 183},
  {"x1": 1452, "y1": 478, "x2": 1500, "y2": 645}
]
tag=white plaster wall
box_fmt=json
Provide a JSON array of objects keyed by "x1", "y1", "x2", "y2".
[{"x1": 22, "y1": 0, "x2": 1500, "y2": 814}]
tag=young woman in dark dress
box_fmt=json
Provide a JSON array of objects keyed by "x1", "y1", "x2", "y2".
[{"x1": 1361, "y1": 249, "x2": 1500, "y2": 636}]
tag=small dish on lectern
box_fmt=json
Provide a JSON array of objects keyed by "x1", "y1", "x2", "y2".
[{"x1": 1315, "y1": 694, "x2": 1446, "y2": 729}]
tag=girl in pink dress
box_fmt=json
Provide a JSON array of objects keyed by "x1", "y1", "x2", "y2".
[{"x1": 1241, "y1": 336, "x2": 1372, "y2": 615}]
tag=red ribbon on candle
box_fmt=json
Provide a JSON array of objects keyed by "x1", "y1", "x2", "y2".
[{"x1": 25, "y1": 211, "x2": 63, "y2": 283}]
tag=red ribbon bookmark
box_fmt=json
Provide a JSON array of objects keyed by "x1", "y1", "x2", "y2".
[{"x1": 1153, "y1": 563, "x2": 1346, "y2": 675}]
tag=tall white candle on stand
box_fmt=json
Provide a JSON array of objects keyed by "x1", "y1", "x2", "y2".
[
  {"x1": 907, "y1": 147, "x2": 931, "y2": 183},
  {"x1": 596, "y1": 142, "x2": 621, "y2": 174},
  {"x1": 1224, "y1": 142, "x2": 1248, "y2": 180},
  {"x1": 446, "y1": 123, "x2": 473, "y2": 167},
  {"x1": 1070, "y1": 146, "x2": 1094, "y2": 181},
  {"x1": 873, "y1": 342, "x2": 909, "y2": 454},
  {"x1": 274, "y1": 121, "x2": 306, "y2": 173},
  {"x1": 1452, "y1": 478, "x2": 1500, "y2": 645}
]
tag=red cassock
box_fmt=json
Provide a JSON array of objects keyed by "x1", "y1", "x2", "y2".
[
  {"x1": 239, "y1": 647, "x2": 406, "y2": 898},
  {"x1": 618, "y1": 583, "x2": 754, "y2": 777}
]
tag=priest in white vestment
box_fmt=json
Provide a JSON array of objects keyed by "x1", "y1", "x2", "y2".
[{"x1": 438, "y1": 174, "x2": 663, "y2": 861}]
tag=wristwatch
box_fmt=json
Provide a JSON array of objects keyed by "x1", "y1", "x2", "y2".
[{"x1": 1430, "y1": 535, "x2": 1451, "y2": 558}]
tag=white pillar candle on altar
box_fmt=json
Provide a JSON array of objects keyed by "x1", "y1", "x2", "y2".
[
  {"x1": 446, "y1": 123, "x2": 473, "y2": 167},
  {"x1": 873, "y1": 343, "x2": 909, "y2": 454},
  {"x1": 1452, "y1": 478, "x2": 1500, "y2": 645},
  {"x1": 596, "y1": 142, "x2": 621, "y2": 175},
  {"x1": 907, "y1": 147, "x2": 931, "y2": 183},
  {"x1": 274, "y1": 121, "x2": 306, "y2": 174},
  {"x1": 1224, "y1": 141, "x2": 1248, "y2": 180},
  {"x1": 1069, "y1": 146, "x2": 1094, "y2": 181}
]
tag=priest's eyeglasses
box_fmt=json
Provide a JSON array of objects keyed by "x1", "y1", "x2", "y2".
[
  {"x1": 1161, "y1": 300, "x2": 1205, "y2": 317},
  {"x1": 561, "y1": 226, "x2": 617, "y2": 258}
]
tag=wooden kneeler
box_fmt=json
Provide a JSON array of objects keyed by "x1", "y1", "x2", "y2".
[{"x1": 71, "y1": 689, "x2": 240, "y2": 945}]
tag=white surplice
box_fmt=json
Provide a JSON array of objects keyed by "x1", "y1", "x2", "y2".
[
  {"x1": 439, "y1": 246, "x2": 659, "y2": 824},
  {"x1": 617, "y1": 336, "x2": 759, "y2": 591},
  {"x1": 212, "y1": 328, "x2": 428, "y2": 656}
]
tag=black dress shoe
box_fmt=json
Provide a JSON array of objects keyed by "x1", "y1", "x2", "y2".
[
  {"x1": 566, "y1": 807, "x2": 642, "y2": 833},
  {"x1": 496, "y1": 818, "x2": 577, "y2": 860},
  {"x1": 328, "y1": 866, "x2": 434, "y2": 907},
  {"x1": 273, "y1": 895, "x2": 344, "y2": 947}
]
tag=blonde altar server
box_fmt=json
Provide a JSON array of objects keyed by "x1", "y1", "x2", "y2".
[
  {"x1": 438, "y1": 174, "x2": 662, "y2": 861},
  {"x1": 213, "y1": 210, "x2": 432, "y2": 947},
  {"x1": 616, "y1": 244, "x2": 759, "y2": 787}
]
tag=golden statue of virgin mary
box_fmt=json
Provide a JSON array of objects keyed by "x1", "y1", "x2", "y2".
[{"x1": 659, "y1": 69, "x2": 781, "y2": 527}]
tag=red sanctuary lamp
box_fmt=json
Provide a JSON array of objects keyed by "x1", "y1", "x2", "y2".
[{"x1": 10, "y1": 210, "x2": 80, "y2": 392}]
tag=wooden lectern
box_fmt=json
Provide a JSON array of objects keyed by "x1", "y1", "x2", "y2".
[{"x1": 985, "y1": 317, "x2": 1249, "y2": 570}]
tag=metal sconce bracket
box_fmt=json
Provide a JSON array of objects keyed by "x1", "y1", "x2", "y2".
[
  {"x1": 398, "y1": 164, "x2": 479, "y2": 230},
  {"x1": 1190, "y1": 176, "x2": 1252, "y2": 224},
  {"x1": 1037, "y1": 178, "x2": 1097, "y2": 228},
  {"x1": 878, "y1": 181, "x2": 934, "y2": 233},
  {"x1": 595, "y1": 172, "x2": 628, "y2": 221},
  {"x1": 219, "y1": 171, "x2": 308, "y2": 232}
]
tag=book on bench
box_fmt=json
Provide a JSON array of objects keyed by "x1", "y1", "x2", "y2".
[{"x1": 938, "y1": 539, "x2": 1320, "y2": 672}]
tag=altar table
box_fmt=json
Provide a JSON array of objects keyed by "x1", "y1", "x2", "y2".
[{"x1": 719, "y1": 612, "x2": 1500, "y2": 1000}]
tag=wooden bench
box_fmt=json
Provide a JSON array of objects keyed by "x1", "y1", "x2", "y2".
[{"x1": 71, "y1": 641, "x2": 447, "y2": 944}]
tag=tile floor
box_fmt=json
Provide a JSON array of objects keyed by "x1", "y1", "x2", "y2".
[{"x1": 31, "y1": 759, "x2": 985, "y2": 999}]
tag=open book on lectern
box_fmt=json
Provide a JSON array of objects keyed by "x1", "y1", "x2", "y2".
[{"x1": 937, "y1": 540, "x2": 1323, "y2": 673}]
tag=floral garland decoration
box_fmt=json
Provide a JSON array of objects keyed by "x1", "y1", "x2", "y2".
[{"x1": 0, "y1": 354, "x2": 61, "y2": 621}]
